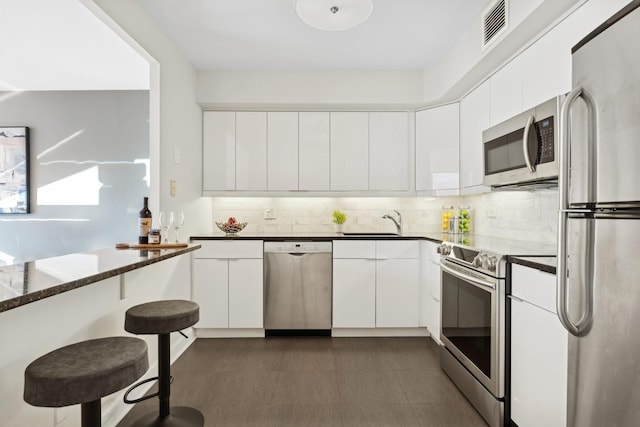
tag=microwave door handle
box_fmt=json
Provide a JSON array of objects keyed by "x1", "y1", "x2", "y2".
[{"x1": 522, "y1": 115, "x2": 536, "y2": 172}]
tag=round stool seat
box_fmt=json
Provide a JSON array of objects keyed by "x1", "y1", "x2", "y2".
[
  {"x1": 24, "y1": 337, "x2": 148, "y2": 408},
  {"x1": 125, "y1": 300, "x2": 199, "y2": 335}
]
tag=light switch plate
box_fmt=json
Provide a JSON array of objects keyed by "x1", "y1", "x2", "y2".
[{"x1": 170, "y1": 180, "x2": 176, "y2": 197}]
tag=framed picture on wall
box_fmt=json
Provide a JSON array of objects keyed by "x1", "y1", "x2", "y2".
[{"x1": 0, "y1": 126, "x2": 30, "y2": 214}]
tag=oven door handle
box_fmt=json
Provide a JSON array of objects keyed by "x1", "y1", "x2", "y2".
[{"x1": 440, "y1": 262, "x2": 496, "y2": 290}]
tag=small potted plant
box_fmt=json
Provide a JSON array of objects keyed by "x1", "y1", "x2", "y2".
[{"x1": 332, "y1": 210, "x2": 347, "y2": 233}]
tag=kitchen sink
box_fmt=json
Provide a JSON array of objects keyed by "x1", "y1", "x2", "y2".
[{"x1": 341, "y1": 232, "x2": 400, "y2": 236}]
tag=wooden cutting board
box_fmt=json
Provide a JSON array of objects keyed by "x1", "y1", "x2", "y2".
[{"x1": 115, "y1": 243, "x2": 188, "y2": 249}]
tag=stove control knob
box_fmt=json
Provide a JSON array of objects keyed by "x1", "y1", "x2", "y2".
[
  {"x1": 437, "y1": 243, "x2": 451, "y2": 255},
  {"x1": 486, "y1": 256, "x2": 498, "y2": 272},
  {"x1": 472, "y1": 254, "x2": 483, "y2": 267}
]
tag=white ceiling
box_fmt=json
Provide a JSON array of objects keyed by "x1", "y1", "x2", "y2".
[
  {"x1": 0, "y1": 0, "x2": 149, "y2": 91},
  {"x1": 138, "y1": 0, "x2": 494, "y2": 71}
]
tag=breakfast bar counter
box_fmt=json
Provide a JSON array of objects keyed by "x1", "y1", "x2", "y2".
[{"x1": 0, "y1": 244, "x2": 201, "y2": 312}]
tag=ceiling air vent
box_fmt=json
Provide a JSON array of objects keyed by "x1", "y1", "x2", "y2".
[{"x1": 482, "y1": 0, "x2": 508, "y2": 49}]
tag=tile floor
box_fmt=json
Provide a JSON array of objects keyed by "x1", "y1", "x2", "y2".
[{"x1": 118, "y1": 337, "x2": 487, "y2": 427}]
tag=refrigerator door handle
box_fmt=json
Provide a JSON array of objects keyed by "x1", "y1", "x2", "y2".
[
  {"x1": 522, "y1": 115, "x2": 536, "y2": 172},
  {"x1": 557, "y1": 87, "x2": 596, "y2": 337}
]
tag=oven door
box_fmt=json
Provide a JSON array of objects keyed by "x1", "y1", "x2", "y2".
[{"x1": 440, "y1": 259, "x2": 502, "y2": 398}]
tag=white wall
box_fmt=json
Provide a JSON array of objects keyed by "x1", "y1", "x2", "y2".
[
  {"x1": 210, "y1": 192, "x2": 558, "y2": 244},
  {"x1": 0, "y1": 254, "x2": 193, "y2": 427},
  {"x1": 91, "y1": 0, "x2": 211, "y2": 242},
  {"x1": 0, "y1": 90, "x2": 149, "y2": 264},
  {"x1": 197, "y1": 70, "x2": 425, "y2": 108},
  {"x1": 422, "y1": 0, "x2": 584, "y2": 103}
]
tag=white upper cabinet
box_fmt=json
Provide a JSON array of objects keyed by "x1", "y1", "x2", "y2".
[
  {"x1": 330, "y1": 112, "x2": 369, "y2": 191},
  {"x1": 459, "y1": 80, "x2": 491, "y2": 194},
  {"x1": 298, "y1": 112, "x2": 330, "y2": 191},
  {"x1": 415, "y1": 104, "x2": 460, "y2": 195},
  {"x1": 203, "y1": 111, "x2": 236, "y2": 191},
  {"x1": 236, "y1": 112, "x2": 267, "y2": 191},
  {"x1": 267, "y1": 112, "x2": 298, "y2": 191},
  {"x1": 369, "y1": 112, "x2": 410, "y2": 191},
  {"x1": 490, "y1": 56, "x2": 523, "y2": 126}
]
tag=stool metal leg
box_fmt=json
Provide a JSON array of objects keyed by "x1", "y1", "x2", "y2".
[
  {"x1": 128, "y1": 332, "x2": 204, "y2": 427},
  {"x1": 158, "y1": 333, "x2": 171, "y2": 419},
  {"x1": 81, "y1": 399, "x2": 101, "y2": 427}
]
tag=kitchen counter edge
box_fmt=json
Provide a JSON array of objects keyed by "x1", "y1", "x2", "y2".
[
  {"x1": 508, "y1": 256, "x2": 557, "y2": 275},
  {"x1": 0, "y1": 244, "x2": 201, "y2": 313},
  {"x1": 190, "y1": 233, "x2": 443, "y2": 243}
]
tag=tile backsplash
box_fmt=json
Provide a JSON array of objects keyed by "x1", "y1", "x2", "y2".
[{"x1": 211, "y1": 190, "x2": 558, "y2": 245}]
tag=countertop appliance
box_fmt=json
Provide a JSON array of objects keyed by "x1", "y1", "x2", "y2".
[
  {"x1": 437, "y1": 241, "x2": 507, "y2": 427},
  {"x1": 263, "y1": 241, "x2": 332, "y2": 335},
  {"x1": 557, "y1": 1, "x2": 640, "y2": 426},
  {"x1": 483, "y1": 95, "x2": 563, "y2": 189}
]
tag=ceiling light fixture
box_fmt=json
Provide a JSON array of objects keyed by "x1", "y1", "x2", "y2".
[{"x1": 294, "y1": 0, "x2": 374, "y2": 32}]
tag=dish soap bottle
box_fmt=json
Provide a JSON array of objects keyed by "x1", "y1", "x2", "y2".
[{"x1": 138, "y1": 197, "x2": 152, "y2": 244}]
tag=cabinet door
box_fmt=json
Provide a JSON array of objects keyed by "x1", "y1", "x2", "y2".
[
  {"x1": 511, "y1": 297, "x2": 568, "y2": 427},
  {"x1": 228, "y1": 259, "x2": 263, "y2": 328},
  {"x1": 192, "y1": 258, "x2": 228, "y2": 328},
  {"x1": 415, "y1": 104, "x2": 460, "y2": 194},
  {"x1": 369, "y1": 112, "x2": 409, "y2": 191},
  {"x1": 299, "y1": 112, "x2": 330, "y2": 191},
  {"x1": 376, "y1": 258, "x2": 419, "y2": 327},
  {"x1": 459, "y1": 80, "x2": 491, "y2": 194},
  {"x1": 267, "y1": 112, "x2": 298, "y2": 191},
  {"x1": 427, "y1": 295, "x2": 441, "y2": 344},
  {"x1": 236, "y1": 112, "x2": 267, "y2": 190},
  {"x1": 490, "y1": 56, "x2": 523, "y2": 126},
  {"x1": 330, "y1": 112, "x2": 369, "y2": 191},
  {"x1": 332, "y1": 259, "x2": 376, "y2": 328},
  {"x1": 203, "y1": 111, "x2": 235, "y2": 191}
]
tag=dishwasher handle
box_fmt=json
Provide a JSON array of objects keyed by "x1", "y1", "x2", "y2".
[{"x1": 264, "y1": 241, "x2": 333, "y2": 254}]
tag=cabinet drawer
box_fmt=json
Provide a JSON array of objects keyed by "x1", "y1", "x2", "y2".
[
  {"x1": 511, "y1": 264, "x2": 556, "y2": 313},
  {"x1": 192, "y1": 240, "x2": 264, "y2": 259},
  {"x1": 333, "y1": 240, "x2": 376, "y2": 259},
  {"x1": 376, "y1": 240, "x2": 419, "y2": 259}
]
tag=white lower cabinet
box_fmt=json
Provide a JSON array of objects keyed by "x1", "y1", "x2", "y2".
[
  {"x1": 332, "y1": 258, "x2": 376, "y2": 328},
  {"x1": 192, "y1": 241, "x2": 264, "y2": 330},
  {"x1": 333, "y1": 240, "x2": 419, "y2": 329},
  {"x1": 376, "y1": 258, "x2": 419, "y2": 327},
  {"x1": 510, "y1": 264, "x2": 567, "y2": 427},
  {"x1": 420, "y1": 241, "x2": 441, "y2": 342}
]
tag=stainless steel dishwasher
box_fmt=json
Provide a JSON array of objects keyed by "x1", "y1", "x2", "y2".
[{"x1": 264, "y1": 241, "x2": 332, "y2": 335}]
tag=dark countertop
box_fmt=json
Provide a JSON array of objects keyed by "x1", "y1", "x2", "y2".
[
  {"x1": 0, "y1": 244, "x2": 201, "y2": 313},
  {"x1": 190, "y1": 231, "x2": 440, "y2": 242},
  {"x1": 191, "y1": 232, "x2": 556, "y2": 257},
  {"x1": 508, "y1": 256, "x2": 557, "y2": 274}
]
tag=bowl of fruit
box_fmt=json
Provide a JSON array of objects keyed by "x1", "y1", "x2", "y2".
[{"x1": 216, "y1": 217, "x2": 247, "y2": 236}]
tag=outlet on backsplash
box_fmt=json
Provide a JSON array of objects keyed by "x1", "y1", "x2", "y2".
[{"x1": 264, "y1": 208, "x2": 276, "y2": 220}]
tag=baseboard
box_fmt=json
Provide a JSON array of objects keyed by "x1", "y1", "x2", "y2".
[
  {"x1": 331, "y1": 327, "x2": 429, "y2": 337},
  {"x1": 195, "y1": 328, "x2": 265, "y2": 338}
]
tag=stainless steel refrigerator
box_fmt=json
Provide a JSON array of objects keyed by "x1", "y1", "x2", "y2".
[{"x1": 557, "y1": 1, "x2": 640, "y2": 426}]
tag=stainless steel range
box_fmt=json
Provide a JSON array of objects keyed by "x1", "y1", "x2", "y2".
[
  {"x1": 436, "y1": 236, "x2": 555, "y2": 427},
  {"x1": 437, "y1": 240, "x2": 507, "y2": 427}
]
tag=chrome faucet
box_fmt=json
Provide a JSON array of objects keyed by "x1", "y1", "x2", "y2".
[{"x1": 382, "y1": 210, "x2": 403, "y2": 234}]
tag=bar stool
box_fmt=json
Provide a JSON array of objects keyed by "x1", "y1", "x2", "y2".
[
  {"x1": 124, "y1": 299, "x2": 203, "y2": 426},
  {"x1": 24, "y1": 337, "x2": 148, "y2": 427}
]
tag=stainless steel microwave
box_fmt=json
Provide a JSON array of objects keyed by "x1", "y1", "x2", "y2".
[{"x1": 482, "y1": 95, "x2": 563, "y2": 188}]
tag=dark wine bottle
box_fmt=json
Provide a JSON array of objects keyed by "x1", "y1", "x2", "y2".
[{"x1": 138, "y1": 197, "x2": 152, "y2": 244}]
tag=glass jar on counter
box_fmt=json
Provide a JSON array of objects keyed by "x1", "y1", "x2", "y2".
[
  {"x1": 441, "y1": 206, "x2": 455, "y2": 232},
  {"x1": 457, "y1": 206, "x2": 471, "y2": 234},
  {"x1": 148, "y1": 228, "x2": 161, "y2": 244}
]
